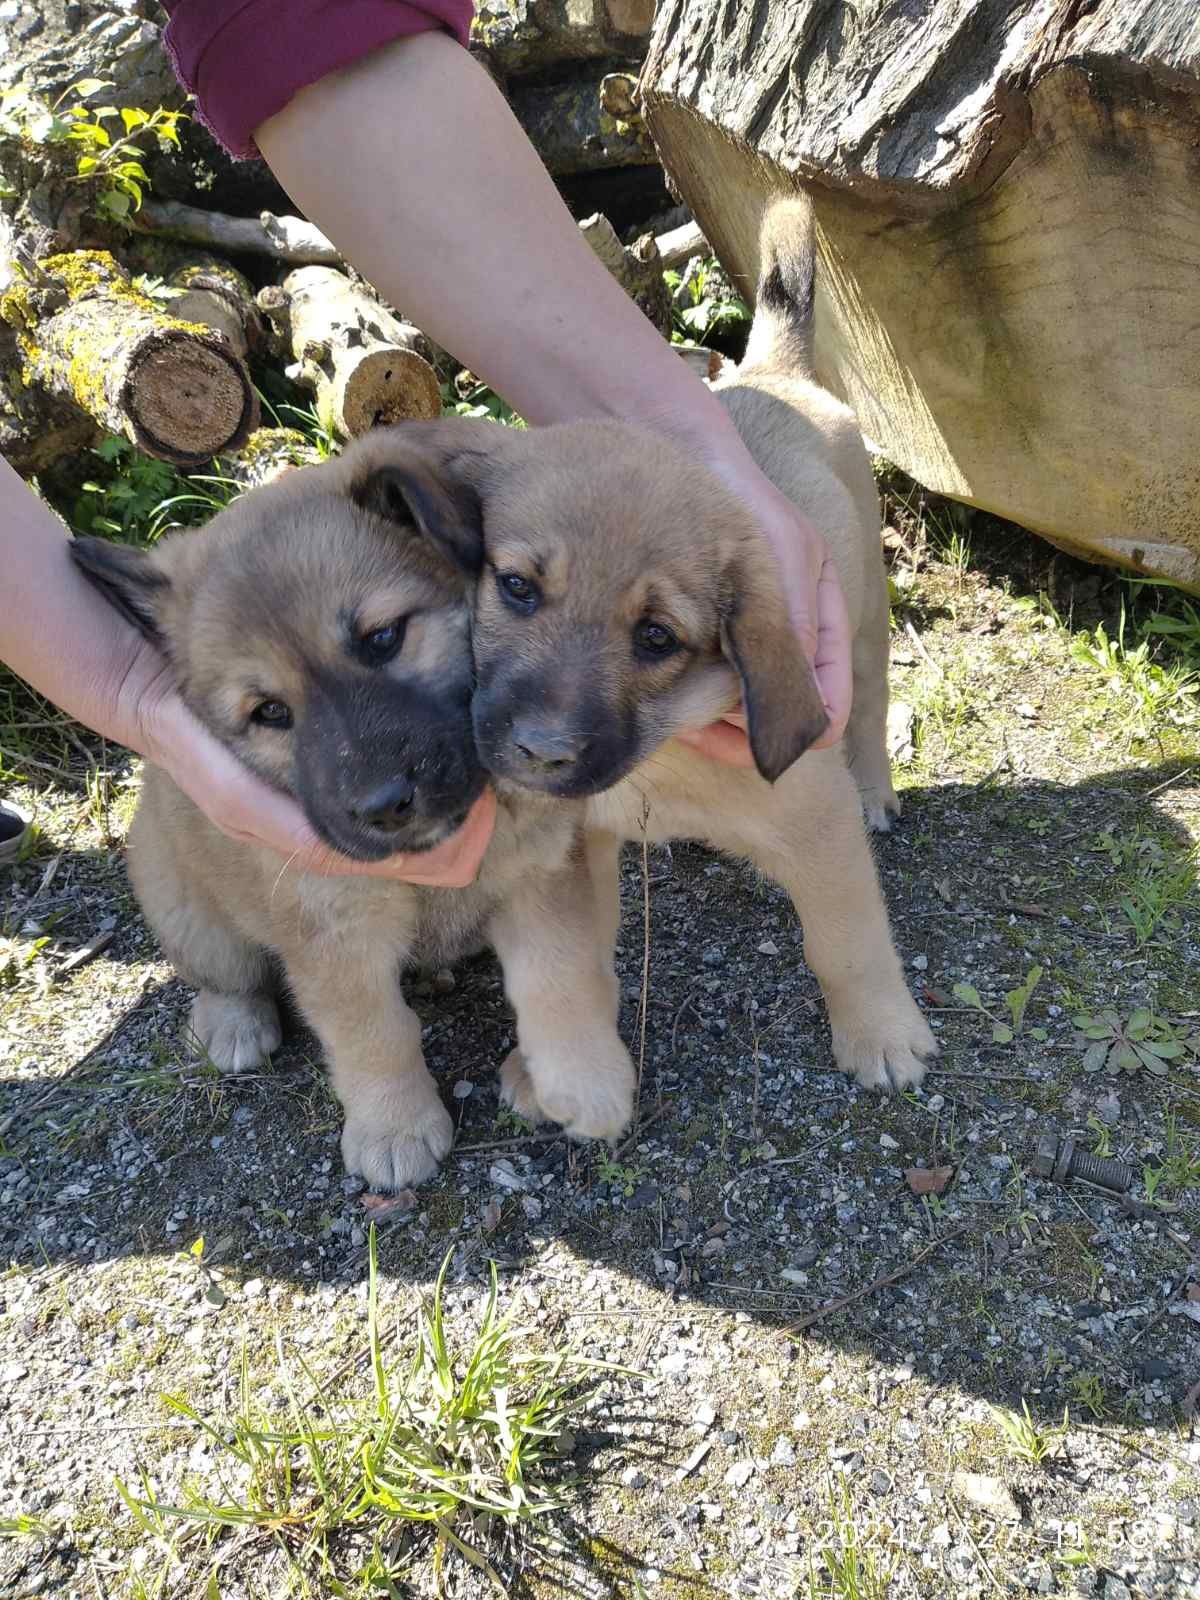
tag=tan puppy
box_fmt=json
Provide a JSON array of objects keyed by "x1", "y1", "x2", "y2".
[
  {"x1": 72, "y1": 445, "x2": 636, "y2": 1190},
  {"x1": 375, "y1": 198, "x2": 935, "y2": 1131}
]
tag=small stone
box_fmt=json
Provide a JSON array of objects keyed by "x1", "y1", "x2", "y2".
[
  {"x1": 879, "y1": 1132, "x2": 900, "y2": 1151},
  {"x1": 869, "y1": 1470, "x2": 891, "y2": 1496},
  {"x1": 702, "y1": 1236, "x2": 727, "y2": 1257},
  {"x1": 792, "y1": 1243, "x2": 820, "y2": 1268},
  {"x1": 242, "y1": 1278, "x2": 264, "y2": 1300},
  {"x1": 694, "y1": 1401, "x2": 717, "y2": 1429},
  {"x1": 757, "y1": 939, "x2": 780, "y2": 956},
  {"x1": 622, "y1": 1465, "x2": 647, "y2": 1489},
  {"x1": 452, "y1": 1080, "x2": 474, "y2": 1099},
  {"x1": 1073, "y1": 1301, "x2": 1105, "y2": 1322},
  {"x1": 770, "y1": 1436, "x2": 796, "y2": 1467},
  {"x1": 911, "y1": 954, "x2": 928, "y2": 971},
  {"x1": 931, "y1": 1523, "x2": 952, "y2": 1549},
  {"x1": 952, "y1": 1470, "x2": 1021, "y2": 1522},
  {"x1": 489, "y1": 1159, "x2": 526, "y2": 1191},
  {"x1": 724, "y1": 1461, "x2": 754, "y2": 1489},
  {"x1": 927, "y1": 1093, "x2": 945, "y2": 1112},
  {"x1": 520, "y1": 1194, "x2": 542, "y2": 1221}
]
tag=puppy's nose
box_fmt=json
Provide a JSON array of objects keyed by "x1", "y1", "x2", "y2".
[
  {"x1": 351, "y1": 776, "x2": 415, "y2": 831},
  {"x1": 511, "y1": 718, "x2": 591, "y2": 771}
]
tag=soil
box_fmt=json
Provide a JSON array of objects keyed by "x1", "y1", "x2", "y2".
[{"x1": 1, "y1": 491, "x2": 1198, "y2": 1598}]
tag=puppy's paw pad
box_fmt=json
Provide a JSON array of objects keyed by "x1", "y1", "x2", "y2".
[
  {"x1": 499, "y1": 1049, "x2": 547, "y2": 1125},
  {"x1": 341, "y1": 1099, "x2": 453, "y2": 1192},
  {"x1": 191, "y1": 991, "x2": 281, "y2": 1075},
  {"x1": 833, "y1": 1005, "x2": 937, "y2": 1093}
]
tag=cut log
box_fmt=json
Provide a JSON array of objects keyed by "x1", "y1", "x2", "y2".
[
  {"x1": 579, "y1": 213, "x2": 671, "y2": 334},
  {"x1": 132, "y1": 199, "x2": 342, "y2": 265},
  {"x1": 512, "y1": 67, "x2": 658, "y2": 176},
  {"x1": 656, "y1": 219, "x2": 706, "y2": 271},
  {"x1": 159, "y1": 255, "x2": 263, "y2": 359},
  {"x1": 641, "y1": 1, "x2": 1200, "y2": 590},
  {"x1": 257, "y1": 267, "x2": 441, "y2": 439},
  {"x1": 218, "y1": 427, "x2": 323, "y2": 493},
  {"x1": 0, "y1": 250, "x2": 257, "y2": 466}
]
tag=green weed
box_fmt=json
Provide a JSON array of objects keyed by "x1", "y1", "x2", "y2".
[
  {"x1": 954, "y1": 965, "x2": 1044, "y2": 1044},
  {"x1": 117, "y1": 1232, "x2": 633, "y2": 1593},
  {"x1": 1074, "y1": 1007, "x2": 1200, "y2": 1078},
  {"x1": 664, "y1": 257, "x2": 750, "y2": 348},
  {"x1": 989, "y1": 1399, "x2": 1068, "y2": 1467}
]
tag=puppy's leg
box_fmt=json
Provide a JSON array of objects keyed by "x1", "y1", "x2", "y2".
[
  {"x1": 129, "y1": 824, "x2": 280, "y2": 1075},
  {"x1": 709, "y1": 755, "x2": 934, "y2": 1091},
  {"x1": 490, "y1": 844, "x2": 634, "y2": 1141},
  {"x1": 283, "y1": 947, "x2": 452, "y2": 1190},
  {"x1": 844, "y1": 563, "x2": 901, "y2": 832},
  {"x1": 586, "y1": 827, "x2": 623, "y2": 1022}
]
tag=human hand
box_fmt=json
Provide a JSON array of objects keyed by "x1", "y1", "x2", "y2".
[
  {"x1": 674, "y1": 448, "x2": 852, "y2": 767},
  {"x1": 128, "y1": 642, "x2": 496, "y2": 886}
]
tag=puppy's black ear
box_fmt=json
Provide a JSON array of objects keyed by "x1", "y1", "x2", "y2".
[
  {"x1": 71, "y1": 537, "x2": 171, "y2": 644},
  {"x1": 351, "y1": 456, "x2": 484, "y2": 575},
  {"x1": 719, "y1": 547, "x2": 829, "y2": 782}
]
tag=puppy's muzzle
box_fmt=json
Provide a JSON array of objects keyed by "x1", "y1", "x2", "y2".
[
  {"x1": 348, "y1": 776, "x2": 415, "y2": 835},
  {"x1": 510, "y1": 717, "x2": 592, "y2": 777}
]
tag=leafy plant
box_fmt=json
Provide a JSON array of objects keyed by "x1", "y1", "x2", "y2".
[
  {"x1": 442, "y1": 378, "x2": 525, "y2": 429},
  {"x1": 0, "y1": 79, "x2": 183, "y2": 219},
  {"x1": 989, "y1": 1399, "x2": 1068, "y2": 1467},
  {"x1": 73, "y1": 435, "x2": 183, "y2": 541},
  {"x1": 593, "y1": 1156, "x2": 647, "y2": 1197},
  {"x1": 664, "y1": 257, "x2": 750, "y2": 348},
  {"x1": 953, "y1": 965, "x2": 1044, "y2": 1044},
  {"x1": 1069, "y1": 1372, "x2": 1106, "y2": 1420},
  {"x1": 1073, "y1": 1007, "x2": 1199, "y2": 1077},
  {"x1": 1070, "y1": 603, "x2": 1199, "y2": 735}
]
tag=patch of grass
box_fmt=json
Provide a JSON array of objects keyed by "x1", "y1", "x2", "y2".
[
  {"x1": 805, "y1": 1481, "x2": 898, "y2": 1599},
  {"x1": 1069, "y1": 603, "x2": 1199, "y2": 740},
  {"x1": 989, "y1": 1399, "x2": 1068, "y2": 1467},
  {"x1": 117, "y1": 1232, "x2": 633, "y2": 1594},
  {"x1": 1069, "y1": 1372, "x2": 1107, "y2": 1420}
]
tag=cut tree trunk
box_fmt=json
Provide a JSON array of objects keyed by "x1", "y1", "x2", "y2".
[
  {"x1": 640, "y1": 1, "x2": 1200, "y2": 589},
  {"x1": 0, "y1": 250, "x2": 257, "y2": 466},
  {"x1": 257, "y1": 267, "x2": 441, "y2": 439},
  {"x1": 132, "y1": 199, "x2": 342, "y2": 266},
  {"x1": 162, "y1": 255, "x2": 263, "y2": 359}
]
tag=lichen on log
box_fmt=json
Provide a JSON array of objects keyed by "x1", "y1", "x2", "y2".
[{"x1": 0, "y1": 250, "x2": 257, "y2": 466}]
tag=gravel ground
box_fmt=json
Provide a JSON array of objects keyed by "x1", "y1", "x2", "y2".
[{"x1": 2, "y1": 510, "x2": 1199, "y2": 1598}]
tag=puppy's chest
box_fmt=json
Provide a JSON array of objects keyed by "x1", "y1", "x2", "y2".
[{"x1": 410, "y1": 791, "x2": 579, "y2": 968}]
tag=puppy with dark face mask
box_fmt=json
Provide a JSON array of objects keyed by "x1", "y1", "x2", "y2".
[
  {"x1": 365, "y1": 199, "x2": 936, "y2": 1134},
  {"x1": 73, "y1": 442, "x2": 636, "y2": 1191}
]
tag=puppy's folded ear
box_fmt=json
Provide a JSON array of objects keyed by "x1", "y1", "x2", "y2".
[
  {"x1": 719, "y1": 547, "x2": 829, "y2": 782},
  {"x1": 349, "y1": 451, "x2": 484, "y2": 575},
  {"x1": 71, "y1": 537, "x2": 171, "y2": 644}
]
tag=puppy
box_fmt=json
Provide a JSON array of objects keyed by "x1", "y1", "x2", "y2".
[
  {"x1": 368, "y1": 198, "x2": 935, "y2": 1132},
  {"x1": 72, "y1": 442, "x2": 636, "y2": 1190}
]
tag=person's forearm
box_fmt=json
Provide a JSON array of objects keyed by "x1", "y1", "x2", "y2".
[
  {"x1": 255, "y1": 33, "x2": 738, "y2": 447},
  {"x1": 0, "y1": 457, "x2": 165, "y2": 755}
]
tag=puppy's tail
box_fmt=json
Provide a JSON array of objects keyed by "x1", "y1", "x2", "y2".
[{"x1": 741, "y1": 196, "x2": 816, "y2": 378}]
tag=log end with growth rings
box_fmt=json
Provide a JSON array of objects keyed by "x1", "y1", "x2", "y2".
[{"x1": 339, "y1": 348, "x2": 442, "y2": 436}]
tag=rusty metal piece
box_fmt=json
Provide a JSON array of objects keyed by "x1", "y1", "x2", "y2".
[{"x1": 1032, "y1": 1133, "x2": 1133, "y2": 1193}]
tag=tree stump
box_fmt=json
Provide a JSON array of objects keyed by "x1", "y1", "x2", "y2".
[
  {"x1": 0, "y1": 250, "x2": 257, "y2": 466},
  {"x1": 640, "y1": 2, "x2": 1200, "y2": 589},
  {"x1": 257, "y1": 267, "x2": 442, "y2": 440}
]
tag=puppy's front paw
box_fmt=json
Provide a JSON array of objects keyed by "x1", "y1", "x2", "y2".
[
  {"x1": 830, "y1": 992, "x2": 937, "y2": 1092},
  {"x1": 191, "y1": 990, "x2": 281, "y2": 1074},
  {"x1": 340, "y1": 1084, "x2": 454, "y2": 1191},
  {"x1": 862, "y1": 789, "x2": 902, "y2": 834},
  {"x1": 501, "y1": 1035, "x2": 635, "y2": 1141}
]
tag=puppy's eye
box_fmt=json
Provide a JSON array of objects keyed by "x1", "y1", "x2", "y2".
[
  {"x1": 251, "y1": 699, "x2": 293, "y2": 729},
  {"x1": 497, "y1": 571, "x2": 540, "y2": 613},
  {"x1": 360, "y1": 617, "x2": 407, "y2": 666},
  {"x1": 633, "y1": 619, "x2": 679, "y2": 659}
]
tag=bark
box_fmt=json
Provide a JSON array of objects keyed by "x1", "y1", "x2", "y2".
[
  {"x1": 641, "y1": 0, "x2": 1200, "y2": 589},
  {"x1": 0, "y1": 250, "x2": 257, "y2": 466},
  {"x1": 656, "y1": 219, "x2": 706, "y2": 271},
  {"x1": 257, "y1": 266, "x2": 442, "y2": 439},
  {"x1": 151, "y1": 253, "x2": 263, "y2": 359},
  {"x1": 579, "y1": 212, "x2": 670, "y2": 334}
]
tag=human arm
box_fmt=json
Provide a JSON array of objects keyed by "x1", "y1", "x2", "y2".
[
  {"x1": 0, "y1": 457, "x2": 495, "y2": 882},
  {"x1": 253, "y1": 31, "x2": 852, "y2": 750}
]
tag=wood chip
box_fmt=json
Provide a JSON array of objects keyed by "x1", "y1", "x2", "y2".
[{"x1": 906, "y1": 1165, "x2": 954, "y2": 1196}]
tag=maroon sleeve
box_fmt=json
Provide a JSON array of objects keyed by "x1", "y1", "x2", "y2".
[{"x1": 161, "y1": 1, "x2": 475, "y2": 159}]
